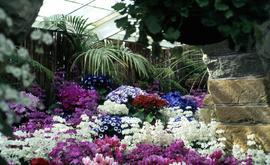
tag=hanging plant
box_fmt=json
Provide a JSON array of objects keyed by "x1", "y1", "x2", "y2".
[{"x1": 113, "y1": 0, "x2": 270, "y2": 54}]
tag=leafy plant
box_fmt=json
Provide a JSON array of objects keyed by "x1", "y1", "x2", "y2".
[
  {"x1": 113, "y1": 0, "x2": 270, "y2": 53},
  {"x1": 43, "y1": 15, "x2": 152, "y2": 83},
  {"x1": 0, "y1": 8, "x2": 36, "y2": 165},
  {"x1": 72, "y1": 40, "x2": 152, "y2": 82},
  {"x1": 42, "y1": 15, "x2": 98, "y2": 53}
]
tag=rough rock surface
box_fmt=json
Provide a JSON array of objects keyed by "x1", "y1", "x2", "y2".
[
  {"x1": 202, "y1": 40, "x2": 264, "y2": 79},
  {"x1": 208, "y1": 78, "x2": 267, "y2": 105},
  {"x1": 0, "y1": 0, "x2": 43, "y2": 43},
  {"x1": 218, "y1": 124, "x2": 270, "y2": 152},
  {"x1": 215, "y1": 105, "x2": 270, "y2": 124}
]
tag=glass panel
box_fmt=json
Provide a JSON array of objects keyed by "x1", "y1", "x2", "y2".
[
  {"x1": 90, "y1": 0, "x2": 118, "y2": 10},
  {"x1": 39, "y1": 0, "x2": 82, "y2": 17},
  {"x1": 65, "y1": 0, "x2": 94, "y2": 5},
  {"x1": 70, "y1": 6, "x2": 112, "y2": 23}
]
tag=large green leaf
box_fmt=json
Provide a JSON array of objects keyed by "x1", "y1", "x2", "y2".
[
  {"x1": 112, "y1": 2, "x2": 126, "y2": 11},
  {"x1": 195, "y1": 0, "x2": 209, "y2": 7},
  {"x1": 232, "y1": 0, "x2": 247, "y2": 8},
  {"x1": 144, "y1": 15, "x2": 162, "y2": 34},
  {"x1": 164, "y1": 27, "x2": 180, "y2": 41},
  {"x1": 214, "y1": 0, "x2": 229, "y2": 11}
]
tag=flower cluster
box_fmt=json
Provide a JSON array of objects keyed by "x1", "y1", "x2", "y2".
[
  {"x1": 132, "y1": 94, "x2": 168, "y2": 111},
  {"x1": 124, "y1": 140, "x2": 245, "y2": 165},
  {"x1": 49, "y1": 136, "x2": 125, "y2": 165},
  {"x1": 94, "y1": 136, "x2": 126, "y2": 163},
  {"x1": 81, "y1": 75, "x2": 112, "y2": 90},
  {"x1": 98, "y1": 100, "x2": 129, "y2": 115},
  {"x1": 27, "y1": 83, "x2": 45, "y2": 100},
  {"x1": 57, "y1": 82, "x2": 99, "y2": 110},
  {"x1": 162, "y1": 92, "x2": 198, "y2": 111},
  {"x1": 82, "y1": 154, "x2": 118, "y2": 165},
  {"x1": 9, "y1": 91, "x2": 41, "y2": 118},
  {"x1": 0, "y1": 115, "x2": 98, "y2": 164},
  {"x1": 96, "y1": 115, "x2": 123, "y2": 139},
  {"x1": 49, "y1": 138, "x2": 98, "y2": 165},
  {"x1": 106, "y1": 85, "x2": 145, "y2": 103}
]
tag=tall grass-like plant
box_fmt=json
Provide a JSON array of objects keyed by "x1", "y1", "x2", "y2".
[
  {"x1": 43, "y1": 15, "x2": 152, "y2": 82},
  {"x1": 169, "y1": 45, "x2": 208, "y2": 91},
  {"x1": 72, "y1": 41, "x2": 152, "y2": 81}
]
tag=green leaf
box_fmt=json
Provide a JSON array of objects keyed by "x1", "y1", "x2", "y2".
[
  {"x1": 144, "y1": 15, "x2": 162, "y2": 34},
  {"x1": 145, "y1": 112, "x2": 155, "y2": 123},
  {"x1": 179, "y1": 8, "x2": 189, "y2": 17},
  {"x1": 201, "y1": 17, "x2": 217, "y2": 27},
  {"x1": 0, "y1": 156, "x2": 7, "y2": 165},
  {"x1": 164, "y1": 27, "x2": 180, "y2": 41},
  {"x1": 225, "y1": 10, "x2": 234, "y2": 19},
  {"x1": 112, "y1": 2, "x2": 126, "y2": 11},
  {"x1": 232, "y1": 0, "x2": 247, "y2": 8},
  {"x1": 195, "y1": 0, "x2": 209, "y2": 7},
  {"x1": 215, "y1": 0, "x2": 229, "y2": 11},
  {"x1": 133, "y1": 111, "x2": 145, "y2": 121},
  {"x1": 0, "y1": 115, "x2": 13, "y2": 137}
]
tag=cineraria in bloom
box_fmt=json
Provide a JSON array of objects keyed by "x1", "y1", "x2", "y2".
[
  {"x1": 132, "y1": 94, "x2": 168, "y2": 111},
  {"x1": 96, "y1": 115, "x2": 123, "y2": 139},
  {"x1": 49, "y1": 138, "x2": 98, "y2": 165},
  {"x1": 9, "y1": 91, "x2": 41, "y2": 118},
  {"x1": 27, "y1": 83, "x2": 46, "y2": 101},
  {"x1": 57, "y1": 82, "x2": 99, "y2": 110},
  {"x1": 98, "y1": 100, "x2": 129, "y2": 115},
  {"x1": 82, "y1": 154, "x2": 118, "y2": 165},
  {"x1": 125, "y1": 140, "x2": 247, "y2": 165},
  {"x1": 94, "y1": 136, "x2": 126, "y2": 163},
  {"x1": 14, "y1": 111, "x2": 53, "y2": 133},
  {"x1": 162, "y1": 92, "x2": 198, "y2": 112},
  {"x1": 106, "y1": 85, "x2": 145, "y2": 104},
  {"x1": 81, "y1": 74, "x2": 112, "y2": 90}
]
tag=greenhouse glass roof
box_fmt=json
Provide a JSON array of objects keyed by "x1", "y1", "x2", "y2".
[{"x1": 34, "y1": 0, "x2": 180, "y2": 48}]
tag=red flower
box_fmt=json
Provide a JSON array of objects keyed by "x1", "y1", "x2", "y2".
[
  {"x1": 31, "y1": 158, "x2": 50, "y2": 165},
  {"x1": 132, "y1": 94, "x2": 168, "y2": 111}
]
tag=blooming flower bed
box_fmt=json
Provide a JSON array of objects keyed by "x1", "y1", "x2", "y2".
[{"x1": 1, "y1": 77, "x2": 270, "y2": 165}]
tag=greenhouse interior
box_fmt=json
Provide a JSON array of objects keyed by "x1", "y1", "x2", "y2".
[{"x1": 1, "y1": 0, "x2": 270, "y2": 164}]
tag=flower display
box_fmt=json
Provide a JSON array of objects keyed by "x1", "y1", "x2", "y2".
[
  {"x1": 81, "y1": 74, "x2": 112, "y2": 90},
  {"x1": 132, "y1": 94, "x2": 168, "y2": 111},
  {"x1": 9, "y1": 91, "x2": 41, "y2": 118},
  {"x1": 2, "y1": 81, "x2": 270, "y2": 165},
  {"x1": 57, "y1": 82, "x2": 99, "y2": 110},
  {"x1": 30, "y1": 158, "x2": 50, "y2": 165},
  {"x1": 106, "y1": 85, "x2": 145, "y2": 103},
  {"x1": 96, "y1": 115, "x2": 123, "y2": 139},
  {"x1": 82, "y1": 154, "x2": 118, "y2": 165},
  {"x1": 94, "y1": 136, "x2": 126, "y2": 163},
  {"x1": 98, "y1": 100, "x2": 129, "y2": 115},
  {"x1": 162, "y1": 92, "x2": 198, "y2": 111},
  {"x1": 49, "y1": 138, "x2": 98, "y2": 165}
]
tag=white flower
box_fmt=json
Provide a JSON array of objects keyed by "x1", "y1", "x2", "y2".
[{"x1": 98, "y1": 100, "x2": 129, "y2": 115}]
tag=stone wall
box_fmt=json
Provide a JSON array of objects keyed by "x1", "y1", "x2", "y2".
[{"x1": 202, "y1": 40, "x2": 270, "y2": 152}]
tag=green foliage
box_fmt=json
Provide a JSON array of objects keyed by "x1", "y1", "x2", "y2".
[
  {"x1": 0, "y1": 8, "x2": 37, "y2": 165},
  {"x1": 113, "y1": 0, "x2": 270, "y2": 53},
  {"x1": 43, "y1": 15, "x2": 152, "y2": 83},
  {"x1": 42, "y1": 15, "x2": 99, "y2": 52},
  {"x1": 72, "y1": 40, "x2": 152, "y2": 82}
]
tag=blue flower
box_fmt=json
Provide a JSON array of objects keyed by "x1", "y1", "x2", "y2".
[
  {"x1": 97, "y1": 115, "x2": 123, "y2": 139},
  {"x1": 162, "y1": 91, "x2": 198, "y2": 112}
]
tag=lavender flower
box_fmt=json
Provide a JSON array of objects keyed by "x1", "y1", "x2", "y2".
[{"x1": 106, "y1": 85, "x2": 145, "y2": 104}]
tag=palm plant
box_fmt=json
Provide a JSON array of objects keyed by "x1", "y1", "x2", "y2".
[
  {"x1": 72, "y1": 40, "x2": 152, "y2": 82},
  {"x1": 168, "y1": 45, "x2": 208, "y2": 92},
  {"x1": 43, "y1": 15, "x2": 152, "y2": 82}
]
